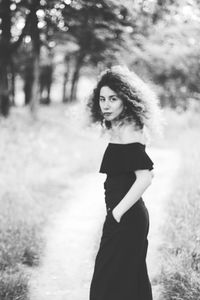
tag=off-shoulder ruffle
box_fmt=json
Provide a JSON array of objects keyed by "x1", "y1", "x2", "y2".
[{"x1": 99, "y1": 142, "x2": 154, "y2": 174}]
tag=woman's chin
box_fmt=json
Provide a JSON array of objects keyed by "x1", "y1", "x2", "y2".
[
  {"x1": 104, "y1": 114, "x2": 123, "y2": 124},
  {"x1": 104, "y1": 115, "x2": 113, "y2": 121}
]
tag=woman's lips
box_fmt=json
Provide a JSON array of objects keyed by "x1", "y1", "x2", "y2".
[{"x1": 103, "y1": 112, "x2": 112, "y2": 116}]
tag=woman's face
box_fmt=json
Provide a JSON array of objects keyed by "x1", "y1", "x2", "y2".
[{"x1": 99, "y1": 86, "x2": 124, "y2": 123}]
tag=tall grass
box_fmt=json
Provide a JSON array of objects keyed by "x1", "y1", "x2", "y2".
[
  {"x1": 157, "y1": 108, "x2": 200, "y2": 299},
  {"x1": 0, "y1": 105, "x2": 99, "y2": 300}
]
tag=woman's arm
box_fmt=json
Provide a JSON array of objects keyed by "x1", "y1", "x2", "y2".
[{"x1": 112, "y1": 170, "x2": 154, "y2": 222}]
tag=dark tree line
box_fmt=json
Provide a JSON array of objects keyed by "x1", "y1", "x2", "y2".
[
  {"x1": 0, "y1": 0, "x2": 133, "y2": 116},
  {"x1": 0, "y1": 0, "x2": 41, "y2": 116},
  {"x1": 0, "y1": 0, "x2": 200, "y2": 117}
]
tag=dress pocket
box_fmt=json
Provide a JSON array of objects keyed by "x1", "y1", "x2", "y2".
[
  {"x1": 109, "y1": 210, "x2": 120, "y2": 225},
  {"x1": 102, "y1": 210, "x2": 121, "y2": 238}
]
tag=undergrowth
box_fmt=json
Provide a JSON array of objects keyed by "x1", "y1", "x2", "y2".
[
  {"x1": 0, "y1": 105, "x2": 99, "y2": 300},
  {"x1": 157, "y1": 108, "x2": 200, "y2": 300}
]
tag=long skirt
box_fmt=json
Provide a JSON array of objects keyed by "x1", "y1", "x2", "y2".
[{"x1": 89, "y1": 199, "x2": 153, "y2": 300}]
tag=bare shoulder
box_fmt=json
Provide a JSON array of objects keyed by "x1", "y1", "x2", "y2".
[{"x1": 120, "y1": 123, "x2": 146, "y2": 144}]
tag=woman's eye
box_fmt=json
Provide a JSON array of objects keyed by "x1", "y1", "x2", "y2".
[
  {"x1": 99, "y1": 98, "x2": 105, "y2": 102},
  {"x1": 110, "y1": 97, "x2": 117, "y2": 101}
]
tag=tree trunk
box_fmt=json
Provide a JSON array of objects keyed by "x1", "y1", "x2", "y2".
[
  {"x1": 29, "y1": 5, "x2": 40, "y2": 118},
  {"x1": 9, "y1": 61, "x2": 15, "y2": 106},
  {"x1": 46, "y1": 80, "x2": 51, "y2": 104},
  {"x1": 0, "y1": 0, "x2": 11, "y2": 116},
  {"x1": 70, "y1": 72, "x2": 80, "y2": 102},
  {"x1": 69, "y1": 53, "x2": 84, "y2": 102},
  {"x1": 62, "y1": 72, "x2": 68, "y2": 103},
  {"x1": 0, "y1": 61, "x2": 10, "y2": 116},
  {"x1": 24, "y1": 62, "x2": 34, "y2": 105},
  {"x1": 46, "y1": 64, "x2": 52, "y2": 104},
  {"x1": 30, "y1": 52, "x2": 40, "y2": 116},
  {"x1": 62, "y1": 56, "x2": 70, "y2": 103},
  {"x1": 39, "y1": 64, "x2": 52, "y2": 105}
]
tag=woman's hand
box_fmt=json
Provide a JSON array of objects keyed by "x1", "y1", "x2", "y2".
[{"x1": 112, "y1": 208, "x2": 122, "y2": 223}]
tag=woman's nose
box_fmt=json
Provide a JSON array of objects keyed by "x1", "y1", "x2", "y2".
[{"x1": 103, "y1": 99, "x2": 110, "y2": 109}]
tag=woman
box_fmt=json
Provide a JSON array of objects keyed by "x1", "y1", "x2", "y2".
[{"x1": 87, "y1": 65, "x2": 163, "y2": 300}]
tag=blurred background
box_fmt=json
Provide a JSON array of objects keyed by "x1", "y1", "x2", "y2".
[{"x1": 0, "y1": 0, "x2": 200, "y2": 299}]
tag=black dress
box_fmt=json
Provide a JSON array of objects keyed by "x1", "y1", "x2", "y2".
[{"x1": 89, "y1": 142, "x2": 154, "y2": 300}]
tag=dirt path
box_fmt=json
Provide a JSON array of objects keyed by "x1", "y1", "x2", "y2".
[{"x1": 29, "y1": 146, "x2": 181, "y2": 300}]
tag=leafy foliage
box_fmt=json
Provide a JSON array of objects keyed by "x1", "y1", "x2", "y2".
[{"x1": 1, "y1": 0, "x2": 200, "y2": 110}]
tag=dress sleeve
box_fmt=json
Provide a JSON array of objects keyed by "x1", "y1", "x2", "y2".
[
  {"x1": 130, "y1": 147, "x2": 154, "y2": 171},
  {"x1": 99, "y1": 143, "x2": 154, "y2": 174}
]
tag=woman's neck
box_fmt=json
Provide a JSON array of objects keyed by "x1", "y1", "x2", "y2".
[{"x1": 109, "y1": 121, "x2": 144, "y2": 144}]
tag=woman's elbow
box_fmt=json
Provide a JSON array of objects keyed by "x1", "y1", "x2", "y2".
[
  {"x1": 146, "y1": 171, "x2": 153, "y2": 186},
  {"x1": 149, "y1": 170, "x2": 154, "y2": 183},
  {"x1": 135, "y1": 170, "x2": 154, "y2": 186}
]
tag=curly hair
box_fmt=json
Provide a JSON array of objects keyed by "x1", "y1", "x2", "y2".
[{"x1": 87, "y1": 65, "x2": 164, "y2": 139}]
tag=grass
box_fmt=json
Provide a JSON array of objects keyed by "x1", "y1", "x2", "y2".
[
  {"x1": 155, "y1": 108, "x2": 200, "y2": 300},
  {"x1": 0, "y1": 266, "x2": 29, "y2": 300},
  {"x1": 0, "y1": 104, "x2": 101, "y2": 300}
]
